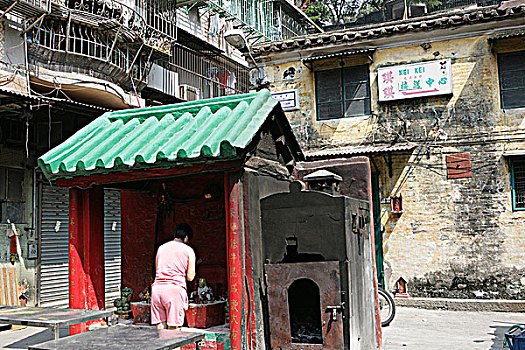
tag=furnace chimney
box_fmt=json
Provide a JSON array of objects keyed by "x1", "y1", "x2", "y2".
[{"x1": 303, "y1": 170, "x2": 342, "y2": 195}]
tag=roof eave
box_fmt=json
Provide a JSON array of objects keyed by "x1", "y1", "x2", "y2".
[{"x1": 252, "y1": 3, "x2": 525, "y2": 57}]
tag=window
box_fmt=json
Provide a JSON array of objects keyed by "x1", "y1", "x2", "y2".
[
  {"x1": 0, "y1": 167, "x2": 25, "y2": 223},
  {"x1": 510, "y1": 158, "x2": 525, "y2": 210},
  {"x1": 315, "y1": 65, "x2": 371, "y2": 120},
  {"x1": 498, "y1": 51, "x2": 525, "y2": 109}
]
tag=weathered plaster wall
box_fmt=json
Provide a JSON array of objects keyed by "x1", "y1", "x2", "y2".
[
  {"x1": 262, "y1": 35, "x2": 525, "y2": 299},
  {"x1": 0, "y1": 147, "x2": 37, "y2": 305},
  {"x1": 0, "y1": 19, "x2": 29, "y2": 94}
]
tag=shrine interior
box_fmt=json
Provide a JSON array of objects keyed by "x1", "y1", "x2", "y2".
[{"x1": 118, "y1": 173, "x2": 228, "y2": 329}]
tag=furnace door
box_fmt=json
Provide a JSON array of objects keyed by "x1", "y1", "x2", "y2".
[{"x1": 265, "y1": 261, "x2": 344, "y2": 350}]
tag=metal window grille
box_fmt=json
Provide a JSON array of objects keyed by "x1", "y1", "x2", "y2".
[
  {"x1": 136, "y1": 0, "x2": 177, "y2": 40},
  {"x1": 170, "y1": 43, "x2": 249, "y2": 99},
  {"x1": 272, "y1": 2, "x2": 310, "y2": 41},
  {"x1": 316, "y1": 65, "x2": 371, "y2": 120},
  {"x1": 513, "y1": 160, "x2": 525, "y2": 209},
  {"x1": 29, "y1": 20, "x2": 127, "y2": 71},
  {"x1": 498, "y1": 51, "x2": 525, "y2": 109}
]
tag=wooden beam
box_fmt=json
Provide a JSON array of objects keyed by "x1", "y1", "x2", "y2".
[{"x1": 56, "y1": 159, "x2": 244, "y2": 189}]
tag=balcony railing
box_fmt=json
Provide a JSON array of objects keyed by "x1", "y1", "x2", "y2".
[
  {"x1": 64, "y1": 0, "x2": 146, "y2": 37},
  {"x1": 169, "y1": 42, "x2": 249, "y2": 99},
  {"x1": 325, "y1": 0, "x2": 502, "y2": 30},
  {"x1": 29, "y1": 21, "x2": 128, "y2": 69},
  {"x1": 0, "y1": 0, "x2": 50, "y2": 17},
  {"x1": 27, "y1": 19, "x2": 148, "y2": 89},
  {"x1": 273, "y1": 1, "x2": 311, "y2": 40},
  {"x1": 51, "y1": 0, "x2": 174, "y2": 55}
]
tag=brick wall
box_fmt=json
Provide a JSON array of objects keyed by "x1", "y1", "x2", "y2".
[{"x1": 263, "y1": 34, "x2": 525, "y2": 299}]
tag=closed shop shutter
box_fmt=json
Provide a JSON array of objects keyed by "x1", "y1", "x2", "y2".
[
  {"x1": 39, "y1": 184, "x2": 69, "y2": 307},
  {"x1": 104, "y1": 189, "x2": 121, "y2": 303},
  {"x1": 39, "y1": 186, "x2": 122, "y2": 307}
]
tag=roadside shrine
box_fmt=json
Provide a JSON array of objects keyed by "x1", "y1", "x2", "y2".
[
  {"x1": 38, "y1": 89, "x2": 380, "y2": 349},
  {"x1": 38, "y1": 90, "x2": 304, "y2": 349}
]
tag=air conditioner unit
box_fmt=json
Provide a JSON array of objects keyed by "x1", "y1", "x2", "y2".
[
  {"x1": 179, "y1": 84, "x2": 200, "y2": 101},
  {"x1": 148, "y1": 64, "x2": 178, "y2": 98}
]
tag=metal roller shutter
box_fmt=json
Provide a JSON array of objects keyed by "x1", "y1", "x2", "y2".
[
  {"x1": 39, "y1": 184, "x2": 69, "y2": 307},
  {"x1": 39, "y1": 186, "x2": 122, "y2": 307},
  {"x1": 104, "y1": 189, "x2": 121, "y2": 303}
]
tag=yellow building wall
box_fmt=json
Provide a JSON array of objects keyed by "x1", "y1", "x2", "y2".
[{"x1": 263, "y1": 35, "x2": 525, "y2": 297}]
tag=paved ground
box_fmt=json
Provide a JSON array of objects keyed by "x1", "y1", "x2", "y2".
[
  {"x1": 0, "y1": 326, "x2": 68, "y2": 350},
  {"x1": 382, "y1": 307, "x2": 525, "y2": 350},
  {"x1": 1, "y1": 307, "x2": 524, "y2": 349}
]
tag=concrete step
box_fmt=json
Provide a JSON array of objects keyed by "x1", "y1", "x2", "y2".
[{"x1": 394, "y1": 297, "x2": 525, "y2": 312}]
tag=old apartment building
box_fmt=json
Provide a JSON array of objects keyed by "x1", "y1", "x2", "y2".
[
  {"x1": 253, "y1": 0, "x2": 525, "y2": 299},
  {"x1": 0, "y1": 0, "x2": 319, "y2": 306}
]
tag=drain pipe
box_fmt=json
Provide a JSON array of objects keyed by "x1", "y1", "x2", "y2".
[
  {"x1": 23, "y1": 23, "x2": 31, "y2": 98},
  {"x1": 32, "y1": 167, "x2": 36, "y2": 230},
  {"x1": 32, "y1": 166, "x2": 39, "y2": 305}
]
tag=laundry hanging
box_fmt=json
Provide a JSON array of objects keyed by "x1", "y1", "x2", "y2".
[
  {"x1": 226, "y1": 72, "x2": 236, "y2": 95},
  {"x1": 209, "y1": 13, "x2": 220, "y2": 36}
]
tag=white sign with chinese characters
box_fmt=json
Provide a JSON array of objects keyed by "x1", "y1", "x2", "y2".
[
  {"x1": 378, "y1": 59, "x2": 452, "y2": 101},
  {"x1": 271, "y1": 89, "x2": 300, "y2": 111}
]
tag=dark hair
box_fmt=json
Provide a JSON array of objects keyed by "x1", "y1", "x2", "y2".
[{"x1": 174, "y1": 223, "x2": 193, "y2": 241}]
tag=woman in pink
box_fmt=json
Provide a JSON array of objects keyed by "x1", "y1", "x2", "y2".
[{"x1": 151, "y1": 224, "x2": 196, "y2": 329}]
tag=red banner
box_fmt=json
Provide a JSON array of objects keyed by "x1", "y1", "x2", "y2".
[{"x1": 226, "y1": 179, "x2": 242, "y2": 350}]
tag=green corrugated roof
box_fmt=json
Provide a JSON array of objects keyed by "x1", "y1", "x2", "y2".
[{"x1": 38, "y1": 90, "x2": 284, "y2": 180}]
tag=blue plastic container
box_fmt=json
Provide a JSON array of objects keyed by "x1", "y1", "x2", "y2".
[{"x1": 505, "y1": 327, "x2": 525, "y2": 350}]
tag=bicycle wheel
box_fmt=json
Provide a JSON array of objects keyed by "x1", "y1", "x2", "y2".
[{"x1": 377, "y1": 288, "x2": 396, "y2": 327}]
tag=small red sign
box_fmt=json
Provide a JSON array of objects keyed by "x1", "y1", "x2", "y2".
[{"x1": 446, "y1": 153, "x2": 472, "y2": 179}]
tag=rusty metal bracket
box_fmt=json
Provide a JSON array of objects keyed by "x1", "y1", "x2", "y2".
[
  {"x1": 107, "y1": 25, "x2": 122, "y2": 62},
  {"x1": 0, "y1": 1, "x2": 19, "y2": 21},
  {"x1": 127, "y1": 43, "x2": 144, "y2": 74},
  {"x1": 22, "y1": 13, "x2": 46, "y2": 35},
  {"x1": 326, "y1": 304, "x2": 344, "y2": 321},
  {"x1": 302, "y1": 59, "x2": 313, "y2": 71}
]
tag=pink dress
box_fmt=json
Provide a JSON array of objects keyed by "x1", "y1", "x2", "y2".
[{"x1": 150, "y1": 240, "x2": 192, "y2": 327}]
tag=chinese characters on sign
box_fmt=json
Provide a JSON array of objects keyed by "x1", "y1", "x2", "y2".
[
  {"x1": 227, "y1": 183, "x2": 242, "y2": 350},
  {"x1": 271, "y1": 89, "x2": 300, "y2": 111},
  {"x1": 378, "y1": 59, "x2": 452, "y2": 101}
]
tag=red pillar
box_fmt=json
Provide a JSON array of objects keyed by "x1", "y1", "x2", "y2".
[
  {"x1": 225, "y1": 174, "x2": 242, "y2": 350},
  {"x1": 69, "y1": 187, "x2": 105, "y2": 334}
]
